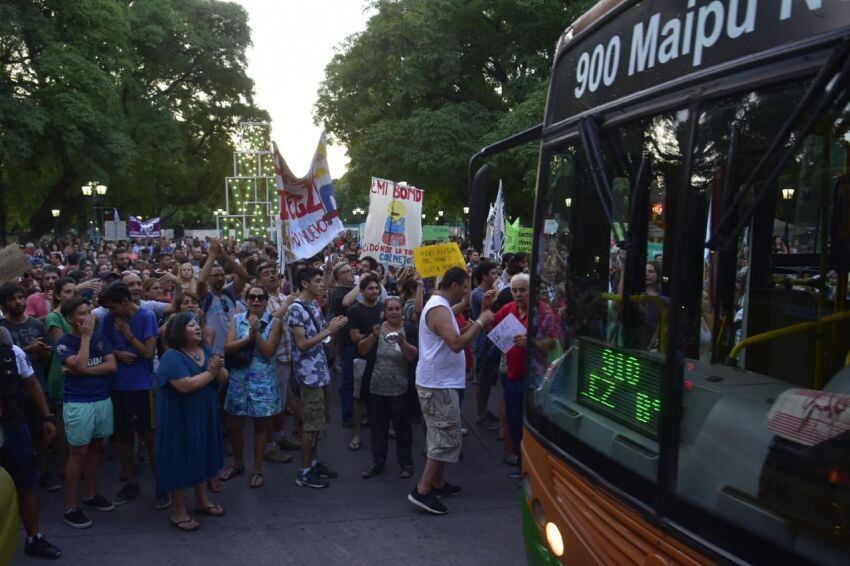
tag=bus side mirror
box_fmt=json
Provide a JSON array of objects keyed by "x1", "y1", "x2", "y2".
[{"x1": 469, "y1": 163, "x2": 492, "y2": 251}]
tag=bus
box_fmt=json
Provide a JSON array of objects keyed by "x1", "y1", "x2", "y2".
[{"x1": 468, "y1": 1, "x2": 850, "y2": 563}]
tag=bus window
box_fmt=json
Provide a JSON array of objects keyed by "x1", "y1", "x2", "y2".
[
  {"x1": 529, "y1": 108, "x2": 688, "y2": 486},
  {"x1": 677, "y1": 78, "x2": 850, "y2": 559}
]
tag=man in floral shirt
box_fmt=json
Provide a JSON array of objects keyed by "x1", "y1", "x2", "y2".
[{"x1": 287, "y1": 268, "x2": 347, "y2": 489}]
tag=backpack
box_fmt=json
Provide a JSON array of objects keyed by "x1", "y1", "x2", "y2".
[
  {"x1": 0, "y1": 345, "x2": 25, "y2": 431},
  {"x1": 201, "y1": 286, "x2": 237, "y2": 314}
]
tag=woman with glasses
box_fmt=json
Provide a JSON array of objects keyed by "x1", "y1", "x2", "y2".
[{"x1": 219, "y1": 285, "x2": 285, "y2": 488}]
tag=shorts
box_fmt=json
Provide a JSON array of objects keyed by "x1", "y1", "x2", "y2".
[
  {"x1": 353, "y1": 358, "x2": 367, "y2": 400},
  {"x1": 301, "y1": 385, "x2": 330, "y2": 433},
  {"x1": 276, "y1": 362, "x2": 290, "y2": 408},
  {"x1": 64, "y1": 399, "x2": 114, "y2": 447},
  {"x1": 0, "y1": 425, "x2": 37, "y2": 489},
  {"x1": 111, "y1": 390, "x2": 154, "y2": 433},
  {"x1": 417, "y1": 386, "x2": 462, "y2": 463},
  {"x1": 474, "y1": 353, "x2": 500, "y2": 387}
]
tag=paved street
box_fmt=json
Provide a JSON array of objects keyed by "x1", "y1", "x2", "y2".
[{"x1": 13, "y1": 384, "x2": 524, "y2": 565}]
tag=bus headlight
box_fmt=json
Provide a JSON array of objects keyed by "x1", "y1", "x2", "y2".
[{"x1": 545, "y1": 522, "x2": 565, "y2": 557}]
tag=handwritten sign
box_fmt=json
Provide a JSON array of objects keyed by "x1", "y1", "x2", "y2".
[
  {"x1": 361, "y1": 177, "x2": 423, "y2": 267},
  {"x1": 487, "y1": 313, "x2": 527, "y2": 353},
  {"x1": 413, "y1": 243, "x2": 467, "y2": 279}
]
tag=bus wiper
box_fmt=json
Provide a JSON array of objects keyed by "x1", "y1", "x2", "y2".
[
  {"x1": 707, "y1": 40, "x2": 850, "y2": 251},
  {"x1": 579, "y1": 116, "x2": 625, "y2": 243}
]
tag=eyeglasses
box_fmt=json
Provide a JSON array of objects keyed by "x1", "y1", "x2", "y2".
[{"x1": 246, "y1": 294, "x2": 268, "y2": 302}]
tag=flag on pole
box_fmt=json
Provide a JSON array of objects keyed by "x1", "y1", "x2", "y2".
[
  {"x1": 273, "y1": 133, "x2": 344, "y2": 260},
  {"x1": 114, "y1": 208, "x2": 120, "y2": 222},
  {"x1": 485, "y1": 181, "x2": 506, "y2": 260}
]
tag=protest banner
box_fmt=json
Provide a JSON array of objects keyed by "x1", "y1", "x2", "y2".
[
  {"x1": 128, "y1": 216, "x2": 161, "y2": 239},
  {"x1": 423, "y1": 225, "x2": 451, "y2": 241},
  {"x1": 274, "y1": 133, "x2": 343, "y2": 260},
  {"x1": 361, "y1": 177, "x2": 423, "y2": 267},
  {"x1": 504, "y1": 218, "x2": 533, "y2": 253},
  {"x1": 413, "y1": 242, "x2": 466, "y2": 279}
]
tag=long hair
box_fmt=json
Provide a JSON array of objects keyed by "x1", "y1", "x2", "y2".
[{"x1": 164, "y1": 311, "x2": 196, "y2": 350}]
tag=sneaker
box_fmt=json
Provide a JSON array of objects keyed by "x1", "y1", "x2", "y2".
[
  {"x1": 475, "y1": 418, "x2": 499, "y2": 431},
  {"x1": 508, "y1": 468, "x2": 523, "y2": 480},
  {"x1": 361, "y1": 463, "x2": 384, "y2": 478},
  {"x1": 432, "y1": 481, "x2": 463, "y2": 498},
  {"x1": 264, "y1": 446, "x2": 293, "y2": 463},
  {"x1": 82, "y1": 494, "x2": 115, "y2": 512},
  {"x1": 113, "y1": 483, "x2": 140, "y2": 506},
  {"x1": 313, "y1": 462, "x2": 338, "y2": 479},
  {"x1": 461, "y1": 427, "x2": 469, "y2": 436},
  {"x1": 63, "y1": 507, "x2": 92, "y2": 529},
  {"x1": 407, "y1": 487, "x2": 447, "y2": 515},
  {"x1": 155, "y1": 492, "x2": 172, "y2": 510},
  {"x1": 39, "y1": 472, "x2": 62, "y2": 492},
  {"x1": 295, "y1": 468, "x2": 329, "y2": 489},
  {"x1": 485, "y1": 410, "x2": 499, "y2": 423},
  {"x1": 276, "y1": 437, "x2": 302, "y2": 450},
  {"x1": 24, "y1": 534, "x2": 62, "y2": 559}
]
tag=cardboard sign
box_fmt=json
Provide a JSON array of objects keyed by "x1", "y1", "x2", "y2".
[
  {"x1": 504, "y1": 218, "x2": 533, "y2": 253},
  {"x1": 413, "y1": 242, "x2": 467, "y2": 279},
  {"x1": 0, "y1": 245, "x2": 31, "y2": 284},
  {"x1": 423, "y1": 225, "x2": 451, "y2": 241}
]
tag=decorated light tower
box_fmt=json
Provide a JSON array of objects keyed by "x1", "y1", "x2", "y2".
[{"x1": 221, "y1": 122, "x2": 280, "y2": 242}]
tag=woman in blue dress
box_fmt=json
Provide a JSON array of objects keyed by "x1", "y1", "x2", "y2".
[
  {"x1": 220, "y1": 285, "x2": 285, "y2": 489},
  {"x1": 156, "y1": 312, "x2": 228, "y2": 532}
]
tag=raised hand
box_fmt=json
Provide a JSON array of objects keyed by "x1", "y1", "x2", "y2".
[
  {"x1": 80, "y1": 315, "x2": 96, "y2": 337},
  {"x1": 328, "y1": 315, "x2": 348, "y2": 333},
  {"x1": 482, "y1": 289, "x2": 497, "y2": 310}
]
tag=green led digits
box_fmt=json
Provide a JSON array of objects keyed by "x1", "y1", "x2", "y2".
[{"x1": 579, "y1": 343, "x2": 663, "y2": 436}]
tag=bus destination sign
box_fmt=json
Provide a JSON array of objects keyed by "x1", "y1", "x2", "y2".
[
  {"x1": 577, "y1": 338, "x2": 663, "y2": 438},
  {"x1": 548, "y1": 0, "x2": 850, "y2": 124}
]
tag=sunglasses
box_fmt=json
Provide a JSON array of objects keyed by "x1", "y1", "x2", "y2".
[{"x1": 246, "y1": 294, "x2": 268, "y2": 301}]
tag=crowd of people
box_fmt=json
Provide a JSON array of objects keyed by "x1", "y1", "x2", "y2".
[{"x1": 0, "y1": 232, "x2": 540, "y2": 558}]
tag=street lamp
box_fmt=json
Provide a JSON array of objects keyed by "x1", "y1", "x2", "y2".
[
  {"x1": 782, "y1": 187, "x2": 796, "y2": 248},
  {"x1": 564, "y1": 197, "x2": 572, "y2": 208},
  {"x1": 463, "y1": 206, "x2": 469, "y2": 215},
  {"x1": 438, "y1": 210, "x2": 444, "y2": 217},
  {"x1": 51, "y1": 209, "x2": 60, "y2": 238},
  {"x1": 81, "y1": 182, "x2": 107, "y2": 244}
]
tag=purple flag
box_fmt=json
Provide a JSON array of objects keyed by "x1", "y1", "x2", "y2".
[{"x1": 128, "y1": 216, "x2": 161, "y2": 239}]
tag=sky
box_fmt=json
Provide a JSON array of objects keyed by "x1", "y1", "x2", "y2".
[{"x1": 234, "y1": 0, "x2": 374, "y2": 178}]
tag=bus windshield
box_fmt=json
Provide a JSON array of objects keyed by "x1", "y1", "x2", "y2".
[{"x1": 528, "y1": 69, "x2": 850, "y2": 562}]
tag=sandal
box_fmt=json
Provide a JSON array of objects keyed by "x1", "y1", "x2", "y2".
[
  {"x1": 249, "y1": 472, "x2": 264, "y2": 489},
  {"x1": 170, "y1": 516, "x2": 199, "y2": 532},
  {"x1": 207, "y1": 478, "x2": 223, "y2": 493},
  {"x1": 348, "y1": 438, "x2": 361, "y2": 451},
  {"x1": 195, "y1": 503, "x2": 226, "y2": 517},
  {"x1": 218, "y1": 465, "x2": 245, "y2": 482}
]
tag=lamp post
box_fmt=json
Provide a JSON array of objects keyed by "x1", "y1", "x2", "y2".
[
  {"x1": 462, "y1": 206, "x2": 470, "y2": 237},
  {"x1": 81, "y1": 182, "x2": 107, "y2": 244},
  {"x1": 51, "y1": 209, "x2": 60, "y2": 238},
  {"x1": 782, "y1": 187, "x2": 795, "y2": 249}
]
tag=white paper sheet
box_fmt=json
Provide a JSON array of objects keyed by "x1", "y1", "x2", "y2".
[{"x1": 487, "y1": 312, "x2": 526, "y2": 353}]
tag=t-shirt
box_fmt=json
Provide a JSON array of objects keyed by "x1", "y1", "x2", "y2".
[
  {"x1": 369, "y1": 322, "x2": 416, "y2": 397},
  {"x1": 287, "y1": 299, "x2": 331, "y2": 387},
  {"x1": 267, "y1": 293, "x2": 292, "y2": 363},
  {"x1": 44, "y1": 311, "x2": 72, "y2": 400},
  {"x1": 0, "y1": 344, "x2": 35, "y2": 434},
  {"x1": 0, "y1": 317, "x2": 48, "y2": 388},
  {"x1": 347, "y1": 301, "x2": 383, "y2": 379},
  {"x1": 24, "y1": 292, "x2": 50, "y2": 319},
  {"x1": 55, "y1": 332, "x2": 115, "y2": 402},
  {"x1": 330, "y1": 286, "x2": 354, "y2": 348},
  {"x1": 100, "y1": 308, "x2": 158, "y2": 391}
]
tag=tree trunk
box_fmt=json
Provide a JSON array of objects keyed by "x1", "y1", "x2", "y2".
[{"x1": 21, "y1": 150, "x2": 76, "y2": 242}]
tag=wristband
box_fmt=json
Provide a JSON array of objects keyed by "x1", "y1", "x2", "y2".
[{"x1": 473, "y1": 319, "x2": 484, "y2": 330}]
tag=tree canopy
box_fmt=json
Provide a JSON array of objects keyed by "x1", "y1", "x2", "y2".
[
  {"x1": 316, "y1": 0, "x2": 595, "y2": 223},
  {"x1": 0, "y1": 0, "x2": 268, "y2": 241}
]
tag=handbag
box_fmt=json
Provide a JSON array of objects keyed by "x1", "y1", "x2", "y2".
[{"x1": 225, "y1": 318, "x2": 267, "y2": 370}]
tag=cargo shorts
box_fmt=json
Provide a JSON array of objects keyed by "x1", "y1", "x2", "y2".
[
  {"x1": 417, "y1": 386, "x2": 462, "y2": 463},
  {"x1": 301, "y1": 384, "x2": 330, "y2": 433}
]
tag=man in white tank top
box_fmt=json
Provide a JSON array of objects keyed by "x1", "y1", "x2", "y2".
[{"x1": 407, "y1": 267, "x2": 495, "y2": 515}]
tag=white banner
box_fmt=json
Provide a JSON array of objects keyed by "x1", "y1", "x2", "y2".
[
  {"x1": 361, "y1": 178, "x2": 423, "y2": 267},
  {"x1": 274, "y1": 133, "x2": 344, "y2": 260}
]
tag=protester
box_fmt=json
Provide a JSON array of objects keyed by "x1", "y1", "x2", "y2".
[
  {"x1": 358, "y1": 298, "x2": 417, "y2": 479},
  {"x1": 156, "y1": 313, "x2": 228, "y2": 532},
  {"x1": 220, "y1": 285, "x2": 285, "y2": 489},
  {"x1": 288, "y1": 268, "x2": 347, "y2": 489},
  {"x1": 198, "y1": 240, "x2": 250, "y2": 352},
  {"x1": 98, "y1": 282, "x2": 163, "y2": 508},
  {"x1": 346, "y1": 275, "x2": 384, "y2": 451},
  {"x1": 408, "y1": 267, "x2": 494, "y2": 514},
  {"x1": 55, "y1": 299, "x2": 117, "y2": 528},
  {"x1": 329, "y1": 262, "x2": 358, "y2": 427},
  {"x1": 471, "y1": 261, "x2": 500, "y2": 432},
  {"x1": 0, "y1": 327, "x2": 61, "y2": 558}
]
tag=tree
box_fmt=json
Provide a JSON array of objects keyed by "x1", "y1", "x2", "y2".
[
  {"x1": 0, "y1": 0, "x2": 268, "y2": 242},
  {"x1": 314, "y1": 0, "x2": 595, "y2": 221}
]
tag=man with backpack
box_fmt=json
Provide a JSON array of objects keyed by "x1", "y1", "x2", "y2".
[{"x1": 0, "y1": 327, "x2": 61, "y2": 558}]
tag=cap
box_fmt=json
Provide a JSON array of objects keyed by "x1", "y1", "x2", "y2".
[{"x1": 30, "y1": 258, "x2": 44, "y2": 267}]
